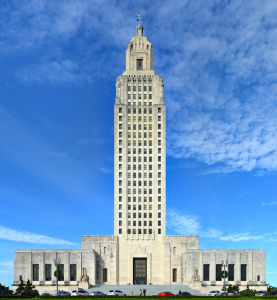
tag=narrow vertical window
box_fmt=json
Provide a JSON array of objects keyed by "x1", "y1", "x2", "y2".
[
  {"x1": 203, "y1": 264, "x2": 209, "y2": 281},
  {"x1": 58, "y1": 264, "x2": 64, "y2": 281},
  {"x1": 104, "y1": 247, "x2": 107, "y2": 254},
  {"x1": 137, "y1": 59, "x2": 143, "y2": 70},
  {"x1": 33, "y1": 264, "x2": 39, "y2": 281},
  {"x1": 216, "y1": 265, "x2": 222, "y2": 281},
  {"x1": 173, "y1": 269, "x2": 177, "y2": 282},
  {"x1": 45, "y1": 264, "x2": 52, "y2": 281},
  {"x1": 103, "y1": 268, "x2": 107, "y2": 282},
  {"x1": 228, "y1": 265, "x2": 234, "y2": 281},
  {"x1": 70, "y1": 264, "x2": 76, "y2": 281},
  {"x1": 241, "y1": 265, "x2": 247, "y2": 281}
]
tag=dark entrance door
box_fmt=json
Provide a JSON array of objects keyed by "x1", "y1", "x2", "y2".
[{"x1": 133, "y1": 258, "x2": 147, "y2": 284}]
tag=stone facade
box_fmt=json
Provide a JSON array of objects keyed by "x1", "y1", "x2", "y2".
[{"x1": 13, "y1": 25, "x2": 267, "y2": 294}]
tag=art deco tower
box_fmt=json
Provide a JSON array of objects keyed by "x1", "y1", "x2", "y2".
[{"x1": 114, "y1": 24, "x2": 166, "y2": 240}]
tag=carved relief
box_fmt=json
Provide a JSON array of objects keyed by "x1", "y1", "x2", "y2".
[
  {"x1": 80, "y1": 267, "x2": 89, "y2": 283},
  {"x1": 203, "y1": 253, "x2": 210, "y2": 263},
  {"x1": 191, "y1": 267, "x2": 200, "y2": 282},
  {"x1": 228, "y1": 253, "x2": 235, "y2": 264},
  {"x1": 216, "y1": 253, "x2": 223, "y2": 263},
  {"x1": 135, "y1": 245, "x2": 146, "y2": 253}
]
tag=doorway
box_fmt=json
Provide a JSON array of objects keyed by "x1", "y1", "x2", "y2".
[{"x1": 133, "y1": 258, "x2": 147, "y2": 284}]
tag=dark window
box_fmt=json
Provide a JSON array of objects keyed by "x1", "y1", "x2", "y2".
[
  {"x1": 137, "y1": 59, "x2": 143, "y2": 70},
  {"x1": 173, "y1": 269, "x2": 177, "y2": 282},
  {"x1": 216, "y1": 265, "x2": 221, "y2": 281},
  {"x1": 228, "y1": 265, "x2": 234, "y2": 281},
  {"x1": 257, "y1": 275, "x2": 260, "y2": 281},
  {"x1": 58, "y1": 264, "x2": 64, "y2": 281},
  {"x1": 45, "y1": 264, "x2": 51, "y2": 281},
  {"x1": 33, "y1": 264, "x2": 39, "y2": 281},
  {"x1": 133, "y1": 258, "x2": 147, "y2": 284},
  {"x1": 119, "y1": 108, "x2": 122, "y2": 113},
  {"x1": 158, "y1": 229, "x2": 161, "y2": 234},
  {"x1": 203, "y1": 265, "x2": 209, "y2": 281},
  {"x1": 241, "y1": 265, "x2": 246, "y2": 281},
  {"x1": 158, "y1": 107, "x2": 161, "y2": 113},
  {"x1": 103, "y1": 269, "x2": 107, "y2": 282},
  {"x1": 70, "y1": 264, "x2": 76, "y2": 281}
]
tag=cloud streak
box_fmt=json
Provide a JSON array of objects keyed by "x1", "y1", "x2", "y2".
[{"x1": 0, "y1": 226, "x2": 77, "y2": 245}]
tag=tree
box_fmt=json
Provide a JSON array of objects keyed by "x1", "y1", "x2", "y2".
[
  {"x1": 15, "y1": 279, "x2": 26, "y2": 294},
  {"x1": 24, "y1": 279, "x2": 39, "y2": 296},
  {"x1": 240, "y1": 284, "x2": 257, "y2": 297},
  {"x1": 267, "y1": 285, "x2": 277, "y2": 295},
  {"x1": 0, "y1": 283, "x2": 13, "y2": 295},
  {"x1": 221, "y1": 284, "x2": 240, "y2": 293}
]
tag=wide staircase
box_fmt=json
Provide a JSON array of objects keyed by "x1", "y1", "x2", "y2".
[{"x1": 87, "y1": 285, "x2": 204, "y2": 296}]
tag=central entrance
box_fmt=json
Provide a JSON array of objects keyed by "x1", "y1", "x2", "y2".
[{"x1": 133, "y1": 258, "x2": 147, "y2": 284}]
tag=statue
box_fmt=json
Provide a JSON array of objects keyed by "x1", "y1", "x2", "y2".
[
  {"x1": 191, "y1": 267, "x2": 200, "y2": 282},
  {"x1": 80, "y1": 267, "x2": 89, "y2": 283}
]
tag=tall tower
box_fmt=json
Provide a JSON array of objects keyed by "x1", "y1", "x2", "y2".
[{"x1": 114, "y1": 24, "x2": 166, "y2": 239}]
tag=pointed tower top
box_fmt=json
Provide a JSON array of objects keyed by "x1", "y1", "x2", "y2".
[{"x1": 136, "y1": 24, "x2": 144, "y2": 36}]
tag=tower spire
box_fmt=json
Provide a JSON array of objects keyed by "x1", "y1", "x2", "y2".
[{"x1": 136, "y1": 24, "x2": 144, "y2": 36}]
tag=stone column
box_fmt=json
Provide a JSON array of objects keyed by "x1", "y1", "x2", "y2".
[
  {"x1": 247, "y1": 252, "x2": 253, "y2": 282},
  {"x1": 77, "y1": 252, "x2": 82, "y2": 285},
  {"x1": 235, "y1": 252, "x2": 240, "y2": 282},
  {"x1": 40, "y1": 252, "x2": 45, "y2": 282},
  {"x1": 198, "y1": 252, "x2": 203, "y2": 281},
  {"x1": 210, "y1": 252, "x2": 216, "y2": 282},
  {"x1": 28, "y1": 252, "x2": 32, "y2": 282},
  {"x1": 162, "y1": 243, "x2": 171, "y2": 284},
  {"x1": 64, "y1": 252, "x2": 70, "y2": 283}
]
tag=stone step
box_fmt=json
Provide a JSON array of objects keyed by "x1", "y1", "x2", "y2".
[{"x1": 86, "y1": 285, "x2": 204, "y2": 296}]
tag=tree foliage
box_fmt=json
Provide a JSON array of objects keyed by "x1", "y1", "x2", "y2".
[
  {"x1": 267, "y1": 285, "x2": 277, "y2": 295},
  {"x1": 221, "y1": 284, "x2": 240, "y2": 293},
  {"x1": 240, "y1": 283, "x2": 257, "y2": 297}
]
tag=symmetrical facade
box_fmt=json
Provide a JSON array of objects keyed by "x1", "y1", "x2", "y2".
[{"x1": 13, "y1": 25, "x2": 267, "y2": 294}]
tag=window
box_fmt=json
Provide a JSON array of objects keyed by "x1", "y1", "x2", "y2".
[
  {"x1": 158, "y1": 188, "x2": 161, "y2": 194},
  {"x1": 133, "y1": 94, "x2": 136, "y2": 100},
  {"x1": 133, "y1": 213, "x2": 136, "y2": 218},
  {"x1": 128, "y1": 188, "x2": 131, "y2": 194},
  {"x1": 149, "y1": 205, "x2": 152, "y2": 210},
  {"x1": 144, "y1": 229, "x2": 147, "y2": 234},
  {"x1": 70, "y1": 264, "x2": 76, "y2": 281},
  {"x1": 58, "y1": 264, "x2": 64, "y2": 281},
  {"x1": 149, "y1": 95, "x2": 152, "y2": 100},
  {"x1": 133, "y1": 205, "x2": 136, "y2": 210},
  {"x1": 158, "y1": 220, "x2": 161, "y2": 226},
  {"x1": 119, "y1": 212, "x2": 122, "y2": 218},
  {"x1": 144, "y1": 205, "x2": 147, "y2": 210},
  {"x1": 138, "y1": 86, "x2": 141, "y2": 91},
  {"x1": 133, "y1": 221, "x2": 136, "y2": 226},
  {"x1": 149, "y1": 213, "x2": 152, "y2": 218},
  {"x1": 149, "y1": 116, "x2": 152, "y2": 122},
  {"x1": 119, "y1": 108, "x2": 122, "y2": 113},
  {"x1": 144, "y1": 86, "x2": 147, "y2": 91},
  {"x1": 149, "y1": 229, "x2": 152, "y2": 234},
  {"x1": 133, "y1": 229, "x2": 137, "y2": 234},
  {"x1": 103, "y1": 269, "x2": 107, "y2": 282},
  {"x1": 128, "y1": 116, "x2": 131, "y2": 122},
  {"x1": 128, "y1": 86, "x2": 131, "y2": 91},
  {"x1": 149, "y1": 221, "x2": 152, "y2": 226},
  {"x1": 158, "y1": 140, "x2": 161, "y2": 146},
  {"x1": 203, "y1": 265, "x2": 209, "y2": 281},
  {"x1": 137, "y1": 59, "x2": 143, "y2": 70},
  {"x1": 138, "y1": 229, "x2": 141, "y2": 234},
  {"x1": 241, "y1": 265, "x2": 247, "y2": 281},
  {"x1": 119, "y1": 228, "x2": 122, "y2": 234},
  {"x1": 119, "y1": 124, "x2": 122, "y2": 129},
  {"x1": 119, "y1": 156, "x2": 122, "y2": 162},
  {"x1": 119, "y1": 188, "x2": 122, "y2": 194},
  {"x1": 128, "y1": 229, "x2": 131, "y2": 234},
  {"x1": 128, "y1": 165, "x2": 131, "y2": 170},
  {"x1": 119, "y1": 220, "x2": 122, "y2": 226},
  {"x1": 158, "y1": 116, "x2": 161, "y2": 121},
  {"x1": 158, "y1": 124, "x2": 161, "y2": 129},
  {"x1": 133, "y1": 86, "x2": 136, "y2": 92},
  {"x1": 158, "y1": 132, "x2": 161, "y2": 138},
  {"x1": 158, "y1": 164, "x2": 161, "y2": 170},
  {"x1": 158, "y1": 205, "x2": 161, "y2": 210},
  {"x1": 128, "y1": 213, "x2": 131, "y2": 218},
  {"x1": 216, "y1": 265, "x2": 222, "y2": 281},
  {"x1": 158, "y1": 107, "x2": 161, "y2": 113},
  {"x1": 158, "y1": 180, "x2": 161, "y2": 186},
  {"x1": 45, "y1": 264, "x2": 51, "y2": 281},
  {"x1": 119, "y1": 116, "x2": 122, "y2": 121},
  {"x1": 128, "y1": 197, "x2": 131, "y2": 202},
  {"x1": 139, "y1": 213, "x2": 142, "y2": 218},
  {"x1": 158, "y1": 229, "x2": 161, "y2": 234},
  {"x1": 158, "y1": 212, "x2": 161, "y2": 218},
  {"x1": 257, "y1": 275, "x2": 260, "y2": 281},
  {"x1": 119, "y1": 196, "x2": 122, "y2": 202},
  {"x1": 128, "y1": 205, "x2": 131, "y2": 210},
  {"x1": 149, "y1": 181, "x2": 152, "y2": 186},
  {"x1": 119, "y1": 148, "x2": 122, "y2": 154},
  {"x1": 228, "y1": 265, "x2": 234, "y2": 281},
  {"x1": 149, "y1": 86, "x2": 152, "y2": 92},
  {"x1": 173, "y1": 269, "x2": 177, "y2": 282},
  {"x1": 119, "y1": 140, "x2": 122, "y2": 146}
]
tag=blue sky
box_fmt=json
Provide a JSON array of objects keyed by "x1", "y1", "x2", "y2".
[{"x1": 1, "y1": 0, "x2": 277, "y2": 288}]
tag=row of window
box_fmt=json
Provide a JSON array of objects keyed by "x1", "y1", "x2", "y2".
[
  {"x1": 128, "y1": 94, "x2": 153, "y2": 100},
  {"x1": 118, "y1": 164, "x2": 161, "y2": 171},
  {"x1": 125, "y1": 132, "x2": 156, "y2": 138},
  {"x1": 126, "y1": 181, "x2": 162, "y2": 186},
  {"x1": 124, "y1": 220, "x2": 161, "y2": 226},
  {"x1": 203, "y1": 264, "x2": 247, "y2": 282},
  {"x1": 126, "y1": 140, "x2": 157, "y2": 147},
  {"x1": 123, "y1": 228, "x2": 161, "y2": 234},
  {"x1": 126, "y1": 173, "x2": 162, "y2": 179},
  {"x1": 118, "y1": 196, "x2": 162, "y2": 203},
  {"x1": 125, "y1": 148, "x2": 160, "y2": 154},
  {"x1": 118, "y1": 212, "x2": 162, "y2": 218},
  {"x1": 119, "y1": 124, "x2": 161, "y2": 130},
  {"x1": 121, "y1": 188, "x2": 162, "y2": 195},
  {"x1": 125, "y1": 156, "x2": 162, "y2": 162},
  {"x1": 118, "y1": 116, "x2": 161, "y2": 122},
  {"x1": 127, "y1": 102, "x2": 152, "y2": 106},
  {"x1": 119, "y1": 107, "x2": 161, "y2": 113},
  {"x1": 128, "y1": 86, "x2": 152, "y2": 92},
  {"x1": 32, "y1": 265, "x2": 108, "y2": 282},
  {"x1": 32, "y1": 264, "x2": 76, "y2": 282}
]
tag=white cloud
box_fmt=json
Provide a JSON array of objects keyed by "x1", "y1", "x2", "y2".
[
  {"x1": 99, "y1": 166, "x2": 113, "y2": 174},
  {"x1": 219, "y1": 233, "x2": 264, "y2": 242},
  {"x1": 262, "y1": 201, "x2": 277, "y2": 206},
  {"x1": 167, "y1": 208, "x2": 221, "y2": 238},
  {"x1": 0, "y1": 226, "x2": 77, "y2": 245}
]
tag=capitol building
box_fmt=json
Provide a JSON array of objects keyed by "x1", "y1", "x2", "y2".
[{"x1": 13, "y1": 25, "x2": 266, "y2": 294}]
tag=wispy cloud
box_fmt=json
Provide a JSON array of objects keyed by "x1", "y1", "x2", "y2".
[
  {"x1": 0, "y1": 261, "x2": 14, "y2": 267},
  {"x1": 167, "y1": 209, "x2": 277, "y2": 242},
  {"x1": 262, "y1": 201, "x2": 277, "y2": 206},
  {"x1": 0, "y1": 226, "x2": 77, "y2": 245},
  {"x1": 99, "y1": 166, "x2": 113, "y2": 174},
  {"x1": 167, "y1": 208, "x2": 222, "y2": 238}
]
